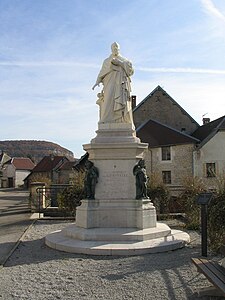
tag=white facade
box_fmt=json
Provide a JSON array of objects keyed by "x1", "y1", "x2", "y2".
[
  {"x1": 15, "y1": 170, "x2": 31, "y2": 187},
  {"x1": 2, "y1": 164, "x2": 32, "y2": 188},
  {"x1": 193, "y1": 131, "x2": 225, "y2": 190},
  {"x1": 1, "y1": 158, "x2": 34, "y2": 188}
]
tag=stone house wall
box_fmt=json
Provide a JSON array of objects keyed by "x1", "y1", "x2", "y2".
[
  {"x1": 144, "y1": 143, "x2": 195, "y2": 196},
  {"x1": 58, "y1": 169, "x2": 74, "y2": 184},
  {"x1": 133, "y1": 88, "x2": 199, "y2": 134}
]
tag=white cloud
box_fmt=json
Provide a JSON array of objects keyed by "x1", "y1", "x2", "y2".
[
  {"x1": 137, "y1": 67, "x2": 225, "y2": 75},
  {"x1": 200, "y1": 0, "x2": 225, "y2": 22}
]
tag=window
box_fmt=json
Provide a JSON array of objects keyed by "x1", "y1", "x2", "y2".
[
  {"x1": 162, "y1": 171, "x2": 171, "y2": 184},
  {"x1": 206, "y1": 163, "x2": 216, "y2": 177},
  {"x1": 162, "y1": 146, "x2": 171, "y2": 161}
]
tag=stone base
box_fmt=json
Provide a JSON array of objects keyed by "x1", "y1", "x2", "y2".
[
  {"x1": 76, "y1": 199, "x2": 156, "y2": 229},
  {"x1": 45, "y1": 223, "x2": 190, "y2": 256},
  {"x1": 91, "y1": 122, "x2": 140, "y2": 144},
  {"x1": 45, "y1": 122, "x2": 190, "y2": 255}
]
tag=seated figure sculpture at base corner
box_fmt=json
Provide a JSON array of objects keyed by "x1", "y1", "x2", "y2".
[
  {"x1": 84, "y1": 160, "x2": 99, "y2": 200},
  {"x1": 133, "y1": 159, "x2": 149, "y2": 200},
  {"x1": 92, "y1": 42, "x2": 134, "y2": 126}
]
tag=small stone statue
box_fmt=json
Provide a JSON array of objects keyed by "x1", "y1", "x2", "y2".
[
  {"x1": 96, "y1": 91, "x2": 104, "y2": 120},
  {"x1": 84, "y1": 160, "x2": 99, "y2": 199},
  {"x1": 133, "y1": 159, "x2": 149, "y2": 200}
]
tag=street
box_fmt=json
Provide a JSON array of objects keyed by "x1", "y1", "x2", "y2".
[{"x1": 0, "y1": 188, "x2": 33, "y2": 265}]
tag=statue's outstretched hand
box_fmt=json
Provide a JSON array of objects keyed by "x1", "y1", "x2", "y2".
[{"x1": 92, "y1": 83, "x2": 99, "y2": 90}]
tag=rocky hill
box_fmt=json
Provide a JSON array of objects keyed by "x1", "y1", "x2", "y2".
[{"x1": 0, "y1": 140, "x2": 74, "y2": 164}]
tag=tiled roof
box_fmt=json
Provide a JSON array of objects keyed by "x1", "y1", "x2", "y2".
[
  {"x1": 10, "y1": 158, "x2": 35, "y2": 170},
  {"x1": 32, "y1": 156, "x2": 68, "y2": 172},
  {"x1": 192, "y1": 116, "x2": 225, "y2": 141},
  {"x1": 136, "y1": 119, "x2": 199, "y2": 147}
]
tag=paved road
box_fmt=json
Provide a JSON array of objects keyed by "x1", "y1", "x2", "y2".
[{"x1": 0, "y1": 188, "x2": 33, "y2": 266}]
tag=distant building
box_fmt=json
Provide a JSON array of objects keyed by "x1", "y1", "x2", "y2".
[
  {"x1": 1, "y1": 157, "x2": 35, "y2": 188},
  {"x1": 24, "y1": 155, "x2": 70, "y2": 187}
]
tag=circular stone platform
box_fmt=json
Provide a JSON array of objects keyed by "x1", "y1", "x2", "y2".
[{"x1": 45, "y1": 222, "x2": 190, "y2": 256}]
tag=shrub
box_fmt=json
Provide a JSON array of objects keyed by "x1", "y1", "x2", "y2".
[
  {"x1": 57, "y1": 171, "x2": 85, "y2": 216},
  {"x1": 147, "y1": 172, "x2": 170, "y2": 214},
  {"x1": 179, "y1": 176, "x2": 206, "y2": 230},
  {"x1": 208, "y1": 175, "x2": 225, "y2": 253},
  {"x1": 180, "y1": 175, "x2": 225, "y2": 253}
]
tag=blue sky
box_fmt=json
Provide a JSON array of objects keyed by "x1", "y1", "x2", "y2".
[{"x1": 0, "y1": 0, "x2": 225, "y2": 158}]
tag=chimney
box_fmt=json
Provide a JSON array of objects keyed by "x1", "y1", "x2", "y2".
[
  {"x1": 203, "y1": 118, "x2": 210, "y2": 125},
  {"x1": 131, "y1": 95, "x2": 136, "y2": 110}
]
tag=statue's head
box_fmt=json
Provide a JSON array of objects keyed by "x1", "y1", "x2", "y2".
[
  {"x1": 138, "y1": 159, "x2": 145, "y2": 168},
  {"x1": 111, "y1": 42, "x2": 120, "y2": 56},
  {"x1": 85, "y1": 160, "x2": 93, "y2": 169}
]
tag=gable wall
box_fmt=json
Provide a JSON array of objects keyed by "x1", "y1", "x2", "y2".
[
  {"x1": 133, "y1": 89, "x2": 198, "y2": 134},
  {"x1": 58, "y1": 169, "x2": 73, "y2": 184},
  {"x1": 15, "y1": 170, "x2": 31, "y2": 187}
]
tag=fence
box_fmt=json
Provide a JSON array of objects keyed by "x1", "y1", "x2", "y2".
[{"x1": 33, "y1": 184, "x2": 73, "y2": 218}]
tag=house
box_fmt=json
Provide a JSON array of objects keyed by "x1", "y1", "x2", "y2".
[
  {"x1": 56, "y1": 152, "x2": 90, "y2": 184},
  {"x1": 24, "y1": 155, "x2": 69, "y2": 187},
  {"x1": 133, "y1": 86, "x2": 224, "y2": 196},
  {"x1": 192, "y1": 116, "x2": 225, "y2": 190},
  {"x1": 1, "y1": 157, "x2": 35, "y2": 188},
  {"x1": 136, "y1": 118, "x2": 199, "y2": 196}
]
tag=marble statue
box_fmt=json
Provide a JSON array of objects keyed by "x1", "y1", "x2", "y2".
[
  {"x1": 133, "y1": 159, "x2": 149, "y2": 200},
  {"x1": 92, "y1": 42, "x2": 134, "y2": 124},
  {"x1": 84, "y1": 160, "x2": 99, "y2": 200}
]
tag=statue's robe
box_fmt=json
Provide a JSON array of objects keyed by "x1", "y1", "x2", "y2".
[{"x1": 96, "y1": 54, "x2": 134, "y2": 124}]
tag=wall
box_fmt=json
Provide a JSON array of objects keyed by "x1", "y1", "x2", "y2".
[
  {"x1": 133, "y1": 89, "x2": 198, "y2": 134},
  {"x1": 15, "y1": 170, "x2": 31, "y2": 187},
  {"x1": 193, "y1": 131, "x2": 225, "y2": 190},
  {"x1": 144, "y1": 143, "x2": 195, "y2": 196},
  {"x1": 2, "y1": 164, "x2": 15, "y2": 187}
]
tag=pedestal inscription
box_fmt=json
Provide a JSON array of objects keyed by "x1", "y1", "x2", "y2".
[{"x1": 98, "y1": 170, "x2": 129, "y2": 199}]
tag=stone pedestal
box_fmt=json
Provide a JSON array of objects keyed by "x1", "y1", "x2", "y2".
[
  {"x1": 45, "y1": 122, "x2": 190, "y2": 255},
  {"x1": 76, "y1": 199, "x2": 156, "y2": 229}
]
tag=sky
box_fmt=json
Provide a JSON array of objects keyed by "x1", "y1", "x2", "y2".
[{"x1": 0, "y1": 0, "x2": 225, "y2": 158}]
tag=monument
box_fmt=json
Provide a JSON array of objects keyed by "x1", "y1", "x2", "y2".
[{"x1": 45, "y1": 43, "x2": 190, "y2": 255}]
